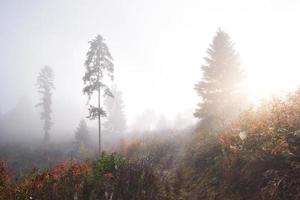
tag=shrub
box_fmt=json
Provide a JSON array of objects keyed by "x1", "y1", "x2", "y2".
[{"x1": 0, "y1": 153, "x2": 167, "y2": 200}]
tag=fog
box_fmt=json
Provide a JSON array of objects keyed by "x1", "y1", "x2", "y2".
[
  {"x1": 1, "y1": 1, "x2": 300, "y2": 199},
  {"x1": 1, "y1": 0, "x2": 300, "y2": 142}
]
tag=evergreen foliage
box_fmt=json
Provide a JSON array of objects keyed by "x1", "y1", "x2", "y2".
[
  {"x1": 103, "y1": 86, "x2": 126, "y2": 135},
  {"x1": 74, "y1": 119, "x2": 91, "y2": 151},
  {"x1": 36, "y1": 66, "x2": 55, "y2": 142},
  {"x1": 194, "y1": 29, "x2": 244, "y2": 133},
  {"x1": 83, "y1": 34, "x2": 114, "y2": 153}
]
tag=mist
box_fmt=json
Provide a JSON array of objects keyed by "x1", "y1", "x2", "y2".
[
  {"x1": 1, "y1": 1, "x2": 300, "y2": 199},
  {"x1": 1, "y1": 0, "x2": 300, "y2": 135}
]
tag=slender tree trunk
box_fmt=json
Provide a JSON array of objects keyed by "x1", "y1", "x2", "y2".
[{"x1": 98, "y1": 84, "x2": 101, "y2": 155}]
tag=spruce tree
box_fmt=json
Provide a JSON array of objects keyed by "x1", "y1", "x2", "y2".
[
  {"x1": 83, "y1": 34, "x2": 114, "y2": 154},
  {"x1": 103, "y1": 86, "x2": 126, "y2": 135},
  {"x1": 36, "y1": 66, "x2": 55, "y2": 142},
  {"x1": 74, "y1": 119, "x2": 90, "y2": 149},
  {"x1": 194, "y1": 29, "x2": 244, "y2": 133}
]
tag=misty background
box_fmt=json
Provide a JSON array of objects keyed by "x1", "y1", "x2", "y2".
[{"x1": 1, "y1": 0, "x2": 300, "y2": 142}]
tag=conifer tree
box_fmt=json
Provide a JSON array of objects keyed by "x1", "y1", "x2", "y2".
[
  {"x1": 36, "y1": 66, "x2": 55, "y2": 142},
  {"x1": 103, "y1": 86, "x2": 126, "y2": 135},
  {"x1": 74, "y1": 119, "x2": 90, "y2": 149},
  {"x1": 83, "y1": 34, "x2": 114, "y2": 154},
  {"x1": 194, "y1": 29, "x2": 244, "y2": 133}
]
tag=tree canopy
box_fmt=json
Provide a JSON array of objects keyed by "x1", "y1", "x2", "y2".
[
  {"x1": 194, "y1": 29, "x2": 245, "y2": 133},
  {"x1": 83, "y1": 34, "x2": 114, "y2": 153}
]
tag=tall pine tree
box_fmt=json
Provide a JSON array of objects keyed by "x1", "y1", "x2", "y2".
[
  {"x1": 194, "y1": 29, "x2": 244, "y2": 133},
  {"x1": 83, "y1": 34, "x2": 114, "y2": 154},
  {"x1": 36, "y1": 66, "x2": 55, "y2": 142}
]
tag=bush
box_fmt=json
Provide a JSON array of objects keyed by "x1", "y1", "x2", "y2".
[
  {"x1": 176, "y1": 91, "x2": 300, "y2": 200},
  {"x1": 0, "y1": 153, "x2": 167, "y2": 200}
]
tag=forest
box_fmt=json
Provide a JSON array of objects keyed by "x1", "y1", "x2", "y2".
[{"x1": 0, "y1": 1, "x2": 300, "y2": 200}]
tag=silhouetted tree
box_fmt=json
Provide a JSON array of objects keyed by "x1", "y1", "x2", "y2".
[
  {"x1": 36, "y1": 66, "x2": 55, "y2": 142},
  {"x1": 74, "y1": 119, "x2": 91, "y2": 151},
  {"x1": 103, "y1": 86, "x2": 126, "y2": 135},
  {"x1": 83, "y1": 34, "x2": 114, "y2": 154},
  {"x1": 194, "y1": 29, "x2": 244, "y2": 133}
]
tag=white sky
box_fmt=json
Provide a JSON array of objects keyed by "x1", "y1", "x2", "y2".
[{"x1": 0, "y1": 0, "x2": 300, "y2": 128}]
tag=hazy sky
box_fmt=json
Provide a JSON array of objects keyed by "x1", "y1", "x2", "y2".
[{"x1": 1, "y1": 0, "x2": 300, "y2": 128}]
